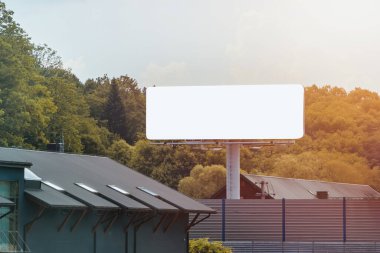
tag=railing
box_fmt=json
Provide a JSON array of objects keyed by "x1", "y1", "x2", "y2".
[{"x1": 0, "y1": 231, "x2": 30, "y2": 253}]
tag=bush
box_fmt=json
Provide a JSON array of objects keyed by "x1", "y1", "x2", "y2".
[{"x1": 189, "y1": 238, "x2": 232, "y2": 253}]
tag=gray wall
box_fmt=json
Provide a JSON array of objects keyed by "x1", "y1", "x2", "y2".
[
  {"x1": 0, "y1": 166, "x2": 25, "y2": 233},
  {"x1": 23, "y1": 201, "x2": 189, "y2": 253},
  {"x1": 0, "y1": 164, "x2": 190, "y2": 253}
]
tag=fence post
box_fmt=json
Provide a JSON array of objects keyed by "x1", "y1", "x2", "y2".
[
  {"x1": 343, "y1": 197, "x2": 346, "y2": 242},
  {"x1": 222, "y1": 198, "x2": 226, "y2": 241},
  {"x1": 282, "y1": 198, "x2": 286, "y2": 242}
]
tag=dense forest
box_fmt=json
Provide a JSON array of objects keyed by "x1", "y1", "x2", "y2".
[{"x1": 1, "y1": 2, "x2": 380, "y2": 197}]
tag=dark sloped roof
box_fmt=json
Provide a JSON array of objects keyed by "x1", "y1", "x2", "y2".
[
  {"x1": 244, "y1": 174, "x2": 380, "y2": 199},
  {"x1": 0, "y1": 196, "x2": 14, "y2": 207},
  {"x1": 25, "y1": 184, "x2": 87, "y2": 209},
  {"x1": 0, "y1": 147, "x2": 214, "y2": 213},
  {"x1": 0, "y1": 160, "x2": 32, "y2": 168}
]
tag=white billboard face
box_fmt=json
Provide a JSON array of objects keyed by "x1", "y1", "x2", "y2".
[{"x1": 146, "y1": 85, "x2": 304, "y2": 140}]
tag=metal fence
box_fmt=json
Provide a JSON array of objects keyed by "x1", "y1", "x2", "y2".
[
  {"x1": 221, "y1": 241, "x2": 380, "y2": 253},
  {"x1": 190, "y1": 199, "x2": 380, "y2": 242}
]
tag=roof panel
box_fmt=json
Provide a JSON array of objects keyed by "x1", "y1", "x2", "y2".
[
  {"x1": 244, "y1": 174, "x2": 380, "y2": 199},
  {"x1": 89, "y1": 158, "x2": 214, "y2": 213},
  {"x1": 0, "y1": 196, "x2": 14, "y2": 207},
  {"x1": 0, "y1": 148, "x2": 210, "y2": 212},
  {"x1": 25, "y1": 184, "x2": 86, "y2": 209},
  {"x1": 95, "y1": 186, "x2": 150, "y2": 211}
]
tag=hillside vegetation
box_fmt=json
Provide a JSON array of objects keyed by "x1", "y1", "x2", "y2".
[{"x1": 1, "y1": 2, "x2": 380, "y2": 195}]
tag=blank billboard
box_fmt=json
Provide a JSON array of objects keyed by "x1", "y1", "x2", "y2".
[{"x1": 146, "y1": 84, "x2": 304, "y2": 140}]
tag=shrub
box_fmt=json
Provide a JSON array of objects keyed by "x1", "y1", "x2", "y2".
[{"x1": 189, "y1": 238, "x2": 232, "y2": 253}]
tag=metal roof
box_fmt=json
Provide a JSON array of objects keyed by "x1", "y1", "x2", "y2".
[
  {"x1": 25, "y1": 184, "x2": 87, "y2": 209},
  {"x1": 0, "y1": 196, "x2": 14, "y2": 207},
  {"x1": 0, "y1": 147, "x2": 214, "y2": 213},
  {"x1": 244, "y1": 174, "x2": 380, "y2": 199}
]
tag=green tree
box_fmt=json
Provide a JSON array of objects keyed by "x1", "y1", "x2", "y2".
[
  {"x1": 106, "y1": 139, "x2": 133, "y2": 166},
  {"x1": 117, "y1": 75, "x2": 146, "y2": 144},
  {"x1": 85, "y1": 75, "x2": 145, "y2": 145},
  {"x1": 178, "y1": 165, "x2": 226, "y2": 198},
  {"x1": 104, "y1": 78, "x2": 128, "y2": 140},
  {"x1": 270, "y1": 150, "x2": 372, "y2": 184},
  {"x1": 129, "y1": 140, "x2": 173, "y2": 176},
  {"x1": 151, "y1": 145, "x2": 197, "y2": 188},
  {"x1": 0, "y1": 2, "x2": 57, "y2": 148}
]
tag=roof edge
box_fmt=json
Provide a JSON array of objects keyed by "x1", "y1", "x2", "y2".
[
  {"x1": 0, "y1": 160, "x2": 32, "y2": 168},
  {"x1": 244, "y1": 174, "x2": 373, "y2": 187}
]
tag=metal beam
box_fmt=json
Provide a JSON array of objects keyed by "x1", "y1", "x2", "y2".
[
  {"x1": 186, "y1": 214, "x2": 211, "y2": 232},
  {"x1": 25, "y1": 206, "x2": 46, "y2": 233},
  {"x1": 58, "y1": 209, "x2": 74, "y2": 232},
  {"x1": 0, "y1": 207, "x2": 14, "y2": 220},
  {"x1": 135, "y1": 214, "x2": 155, "y2": 232},
  {"x1": 71, "y1": 209, "x2": 88, "y2": 232},
  {"x1": 92, "y1": 211, "x2": 108, "y2": 233},
  {"x1": 153, "y1": 213, "x2": 168, "y2": 233},
  {"x1": 186, "y1": 213, "x2": 212, "y2": 231},
  {"x1": 163, "y1": 213, "x2": 179, "y2": 232},
  {"x1": 186, "y1": 213, "x2": 200, "y2": 231},
  {"x1": 104, "y1": 213, "x2": 119, "y2": 234},
  {"x1": 150, "y1": 140, "x2": 295, "y2": 146},
  {"x1": 124, "y1": 213, "x2": 139, "y2": 233}
]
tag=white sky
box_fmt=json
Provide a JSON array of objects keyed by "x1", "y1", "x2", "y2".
[{"x1": 6, "y1": 0, "x2": 380, "y2": 93}]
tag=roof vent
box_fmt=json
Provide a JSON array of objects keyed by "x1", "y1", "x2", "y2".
[
  {"x1": 316, "y1": 191, "x2": 328, "y2": 199},
  {"x1": 107, "y1": 185, "x2": 130, "y2": 195},
  {"x1": 43, "y1": 181, "x2": 65, "y2": 191},
  {"x1": 75, "y1": 183, "x2": 98, "y2": 193},
  {"x1": 137, "y1": 186, "x2": 159, "y2": 197}
]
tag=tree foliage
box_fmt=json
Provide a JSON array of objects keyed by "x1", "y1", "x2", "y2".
[
  {"x1": 178, "y1": 165, "x2": 226, "y2": 198},
  {"x1": 2, "y1": 1, "x2": 380, "y2": 194},
  {"x1": 84, "y1": 75, "x2": 145, "y2": 145},
  {"x1": 189, "y1": 238, "x2": 232, "y2": 253},
  {"x1": 0, "y1": 2, "x2": 112, "y2": 152}
]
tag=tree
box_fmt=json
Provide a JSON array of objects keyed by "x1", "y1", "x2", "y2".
[
  {"x1": 117, "y1": 75, "x2": 146, "y2": 144},
  {"x1": 0, "y1": 2, "x2": 57, "y2": 148},
  {"x1": 85, "y1": 75, "x2": 145, "y2": 145},
  {"x1": 178, "y1": 165, "x2": 226, "y2": 199},
  {"x1": 129, "y1": 140, "x2": 173, "y2": 176},
  {"x1": 151, "y1": 145, "x2": 197, "y2": 188},
  {"x1": 270, "y1": 150, "x2": 372, "y2": 184},
  {"x1": 104, "y1": 78, "x2": 129, "y2": 141},
  {"x1": 106, "y1": 139, "x2": 133, "y2": 166}
]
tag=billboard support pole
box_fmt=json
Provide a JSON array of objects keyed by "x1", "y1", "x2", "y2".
[{"x1": 226, "y1": 143, "x2": 240, "y2": 199}]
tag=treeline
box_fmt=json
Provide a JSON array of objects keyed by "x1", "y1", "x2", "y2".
[
  {"x1": 0, "y1": 2, "x2": 145, "y2": 154},
  {"x1": 1, "y1": 2, "x2": 380, "y2": 194},
  {"x1": 179, "y1": 86, "x2": 380, "y2": 197}
]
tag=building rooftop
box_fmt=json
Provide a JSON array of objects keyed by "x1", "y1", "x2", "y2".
[
  {"x1": 244, "y1": 174, "x2": 380, "y2": 199},
  {"x1": 212, "y1": 174, "x2": 380, "y2": 199},
  {"x1": 0, "y1": 147, "x2": 214, "y2": 214}
]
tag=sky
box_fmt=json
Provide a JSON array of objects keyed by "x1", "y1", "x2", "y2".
[{"x1": 6, "y1": 0, "x2": 380, "y2": 93}]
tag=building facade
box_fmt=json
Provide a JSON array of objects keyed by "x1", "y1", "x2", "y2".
[{"x1": 0, "y1": 147, "x2": 214, "y2": 253}]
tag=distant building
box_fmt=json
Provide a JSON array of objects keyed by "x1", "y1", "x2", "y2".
[
  {"x1": 0, "y1": 147, "x2": 214, "y2": 253},
  {"x1": 212, "y1": 174, "x2": 380, "y2": 199}
]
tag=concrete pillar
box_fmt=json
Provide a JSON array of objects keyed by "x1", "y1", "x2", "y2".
[{"x1": 226, "y1": 144, "x2": 240, "y2": 199}]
